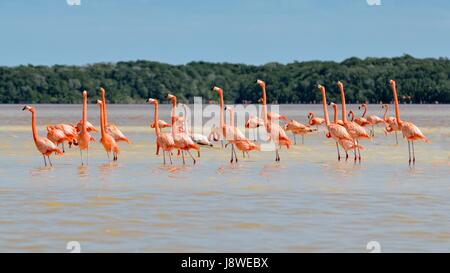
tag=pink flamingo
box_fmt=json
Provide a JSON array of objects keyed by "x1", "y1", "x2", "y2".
[
  {"x1": 331, "y1": 103, "x2": 364, "y2": 160},
  {"x1": 317, "y1": 86, "x2": 353, "y2": 161},
  {"x1": 211, "y1": 86, "x2": 247, "y2": 162},
  {"x1": 359, "y1": 104, "x2": 385, "y2": 137},
  {"x1": 53, "y1": 124, "x2": 78, "y2": 147},
  {"x1": 245, "y1": 115, "x2": 264, "y2": 141},
  {"x1": 382, "y1": 103, "x2": 400, "y2": 144},
  {"x1": 148, "y1": 98, "x2": 175, "y2": 164},
  {"x1": 22, "y1": 106, "x2": 63, "y2": 166},
  {"x1": 337, "y1": 81, "x2": 370, "y2": 163},
  {"x1": 100, "y1": 88, "x2": 131, "y2": 144},
  {"x1": 284, "y1": 120, "x2": 316, "y2": 145},
  {"x1": 77, "y1": 91, "x2": 95, "y2": 165},
  {"x1": 167, "y1": 94, "x2": 199, "y2": 165},
  {"x1": 226, "y1": 106, "x2": 260, "y2": 161},
  {"x1": 257, "y1": 80, "x2": 292, "y2": 162},
  {"x1": 97, "y1": 100, "x2": 119, "y2": 161},
  {"x1": 150, "y1": 120, "x2": 172, "y2": 129},
  {"x1": 76, "y1": 120, "x2": 98, "y2": 133},
  {"x1": 47, "y1": 125, "x2": 70, "y2": 153},
  {"x1": 390, "y1": 80, "x2": 429, "y2": 165},
  {"x1": 308, "y1": 112, "x2": 325, "y2": 130}
]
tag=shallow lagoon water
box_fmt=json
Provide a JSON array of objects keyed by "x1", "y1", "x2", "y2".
[{"x1": 0, "y1": 104, "x2": 449, "y2": 252}]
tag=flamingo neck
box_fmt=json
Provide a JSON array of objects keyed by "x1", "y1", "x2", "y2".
[
  {"x1": 101, "y1": 90, "x2": 108, "y2": 126},
  {"x1": 361, "y1": 104, "x2": 367, "y2": 117},
  {"x1": 339, "y1": 85, "x2": 348, "y2": 123},
  {"x1": 82, "y1": 94, "x2": 87, "y2": 133},
  {"x1": 320, "y1": 88, "x2": 330, "y2": 126},
  {"x1": 332, "y1": 105, "x2": 338, "y2": 124},
  {"x1": 154, "y1": 102, "x2": 161, "y2": 136},
  {"x1": 391, "y1": 83, "x2": 402, "y2": 125},
  {"x1": 383, "y1": 105, "x2": 388, "y2": 121},
  {"x1": 171, "y1": 98, "x2": 177, "y2": 135},
  {"x1": 31, "y1": 110, "x2": 38, "y2": 142},
  {"x1": 99, "y1": 103, "x2": 106, "y2": 137},
  {"x1": 218, "y1": 92, "x2": 226, "y2": 137},
  {"x1": 261, "y1": 86, "x2": 268, "y2": 127}
]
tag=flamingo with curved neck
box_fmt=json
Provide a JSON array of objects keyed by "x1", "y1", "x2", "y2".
[
  {"x1": 148, "y1": 98, "x2": 175, "y2": 164},
  {"x1": 382, "y1": 103, "x2": 399, "y2": 144},
  {"x1": 22, "y1": 106, "x2": 63, "y2": 166}
]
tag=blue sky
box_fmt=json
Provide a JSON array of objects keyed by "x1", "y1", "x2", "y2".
[{"x1": 1, "y1": 0, "x2": 449, "y2": 66}]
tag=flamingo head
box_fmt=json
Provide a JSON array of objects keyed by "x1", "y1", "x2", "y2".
[
  {"x1": 96, "y1": 100, "x2": 103, "y2": 105},
  {"x1": 212, "y1": 86, "x2": 222, "y2": 94},
  {"x1": 307, "y1": 112, "x2": 313, "y2": 119},
  {"x1": 22, "y1": 105, "x2": 34, "y2": 112},
  {"x1": 100, "y1": 87, "x2": 105, "y2": 96},
  {"x1": 257, "y1": 97, "x2": 264, "y2": 104},
  {"x1": 167, "y1": 93, "x2": 176, "y2": 100},
  {"x1": 390, "y1": 79, "x2": 396, "y2": 87},
  {"x1": 325, "y1": 132, "x2": 332, "y2": 139},
  {"x1": 317, "y1": 84, "x2": 325, "y2": 92},
  {"x1": 382, "y1": 104, "x2": 387, "y2": 109},
  {"x1": 82, "y1": 90, "x2": 87, "y2": 97},
  {"x1": 147, "y1": 98, "x2": 158, "y2": 105},
  {"x1": 337, "y1": 81, "x2": 343, "y2": 89},
  {"x1": 348, "y1": 110, "x2": 353, "y2": 118},
  {"x1": 256, "y1": 79, "x2": 265, "y2": 88}
]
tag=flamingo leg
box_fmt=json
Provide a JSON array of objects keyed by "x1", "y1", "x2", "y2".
[
  {"x1": 372, "y1": 125, "x2": 375, "y2": 137},
  {"x1": 242, "y1": 151, "x2": 245, "y2": 158},
  {"x1": 275, "y1": 148, "x2": 280, "y2": 162},
  {"x1": 345, "y1": 151, "x2": 349, "y2": 161},
  {"x1": 408, "y1": 141, "x2": 411, "y2": 165},
  {"x1": 336, "y1": 142, "x2": 341, "y2": 161},
  {"x1": 187, "y1": 150, "x2": 196, "y2": 164},
  {"x1": 43, "y1": 155, "x2": 47, "y2": 167},
  {"x1": 233, "y1": 145, "x2": 238, "y2": 163},
  {"x1": 395, "y1": 131, "x2": 398, "y2": 145},
  {"x1": 412, "y1": 141, "x2": 416, "y2": 164},
  {"x1": 87, "y1": 148, "x2": 89, "y2": 166},
  {"x1": 302, "y1": 135, "x2": 304, "y2": 145},
  {"x1": 357, "y1": 142, "x2": 361, "y2": 163},
  {"x1": 80, "y1": 150, "x2": 84, "y2": 166},
  {"x1": 293, "y1": 134, "x2": 297, "y2": 145},
  {"x1": 353, "y1": 141, "x2": 357, "y2": 163},
  {"x1": 230, "y1": 144, "x2": 234, "y2": 163},
  {"x1": 48, "y1": 156, "x2": 53, "y2": 167},
  {"x1": 168, "y1": 150, "x2": 173, "y2": 165},
  {"x1": 221, "y1": 139, "x2": 224, "y2": 149},
  {"x1": 182, "y1": 150, "x2": 186, "y2": 165},
  {"x1": 163, "y1": 150, "x2": 166, "y2": 164},
  {"x1": 62, "y1": 142, "x2": 65, "y2": 153}
]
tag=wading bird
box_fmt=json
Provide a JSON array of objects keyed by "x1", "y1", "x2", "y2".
[
  {"x1": 257, "y1": 80, "x2": 291, "y2": 162},
  {"x1": 317, "y1": 86, "x2": 353, "y2": 161},
  {"x1": 284, "y1": 120, "x2": 316, "y2": 145},
  {"x1": 245, "y1": 115, "x2": 264, "y2": 141},
  {"x1": 77, "y1": 91, "x2": 95, "y2": 165},
  {"x1": 382, "y1": 104, "x2": 400, "y2": 144},
  {"x1": 389, "y1": 80, "x2": 429, "y2": 165},
  {"x1": 331, "y1": 103, "x2": 363, "y2": 160},
  {"x1": 359, "y1": 103, "x2": 385, "y2": 137},
  {"x1": 100, "y1": 87, "x2": 131, "y2": 144},
  {"x1": 47, "y1": 125, "x2": 70, "y2": 153},
  {"x1": 97, "y1": 100, "x2": 119, "y2": 161},
  {"x1": 148, "y1": 98, "x2": 175, "y2": 164},
  {"x1": 337, "y1": 81, "x2": 370, "y2": 163},
  {"x1": 308, "y1": 112, "x2": 325, "y2": 130},
  {"x1": 23, "y1": 106, "x2": 63, "y2": 166},
  {"x1": 226, "y1": 106, "x2": 260, "y2": 160},
  {"x1": 180, "y1": 103, "x2": 213, "y2": 157},
  {"x1": 167, "y1": 94, "x2": 199, "y2": 164}
]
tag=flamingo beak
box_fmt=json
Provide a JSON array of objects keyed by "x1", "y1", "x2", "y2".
[{"x1": 22, "y1": 106, "x2": 26, "y2": 111}]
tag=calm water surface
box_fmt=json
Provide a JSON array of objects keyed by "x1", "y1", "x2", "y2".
[{"x1": 0, "y1": 104, "x2": 449, "y2": 252}]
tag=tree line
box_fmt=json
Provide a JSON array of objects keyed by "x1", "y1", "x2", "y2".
[{"x1": 1, "y1": 55, "x2": 449, "y2": 104}]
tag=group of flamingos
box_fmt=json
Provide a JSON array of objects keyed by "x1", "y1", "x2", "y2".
[{"x1": 22, "y1": 79, "x2": 428, "y2": 167}]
